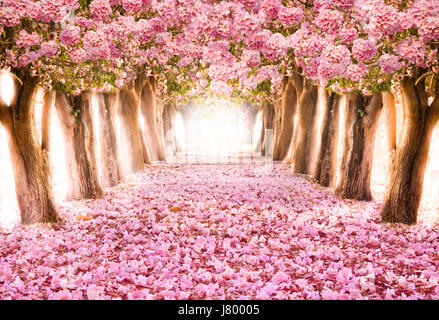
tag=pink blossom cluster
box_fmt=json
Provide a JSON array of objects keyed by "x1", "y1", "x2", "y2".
[
  {"x1": 315, "y1": 9, "x2": 343, "y2": 35},
  {"x1": 260, "y1": 0, "x2": 281, "y2": 20},
  {"x1": 60, "y1": 26, "x2": 81, "y2": 47},
  {"x1": 16, "y1": 30, "x2": 42, "y2": 50},
  {"x1": 352, "y1": 39, "x2": 377, "y2": 62},
  {"x1": 367, "y1": 1, "x2": 401, "y2": 37},
  {"x1": 379, "y1": 54, "x2": 401, "y2": 74},
  {"x1": 70, "y1": 48, "x2": 87, "y2": 64},
  {"x1": 38, "y1": 41, "x2": 58, "y2": 58},
  {"x1": 241, "y1": 49, "x2": 261, "y2": 68},
  {"x1": 346, "y1": 63, "x2": 368, "y2": 82},
  {"x1": 278, "y1": 6, "x2": 303, "y2": 27},
  {"x1": 262, "y1": 33, "x2": 288, "y2": 62},
  {"x1": 122, "y1": 0, "x2": 143, "y2": 12},
  {"x1": 90, "y1": 0, "x2": 112, "y2": 21},
  {"x1": 35, "y1": 0, "x2": 69, "y2": 23},
  {"x1": 395, "y1": 38, "x2": 426, "y2": 67}
]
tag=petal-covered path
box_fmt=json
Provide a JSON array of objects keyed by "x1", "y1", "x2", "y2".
[{"x1": 1, "y1": 154, "x2": 439, "y2": 300}]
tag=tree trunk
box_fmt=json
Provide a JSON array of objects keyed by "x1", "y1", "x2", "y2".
[
  {"x1": 273, "y1": 77, "x2": 297, "y2": 161},
  {"x1": 381, "y1": 79, "x2": 439, "y2": 224},
  {"x1": 156, "y1": 98, "x2": 168, "y2": 154},
  {"x1": 41, "y1": 90, "x2": 54, "y2": 152},
  {"x1": 382, "y1": 92, "x2": 397, "y2": 153},
  {"x1": 163, "y1": 102, "x2": 177, "y2": 155},
  {"x1": 292, "y1": 85, "x2": 318, "y2": 174},
  {"x1": 260, "y1": 121, "x2": 266, "y2": 156},
  {"x1": 313, "y1": 90, "x2": 341, "y2": 187},
  {"x1": 261, "y1": 103, "x2": 275, "y2": 157},
  {"x1": 335, "y1": 93, "x2": 383, "y2": 201},
  {"x1": 55, "y1": 92, "x2": 103, "y2": 200},
  {"x1": 141, "y1": 77, "x2": 166, "y2": 161},
  {"x1": 247, "y1": 107, "x2": 258, "y2": 145},
  {"x1": 97, "y1": 92, "x2": 123, "y2": 187},
  {"x1": 118, "y1": 84, "x2": 146, "y2": 173},
  {"x1": 0, "y1": 74, "x2": 59, "y2": 224},
  {"x1": 273, "y1": 101, "x2": 281, "y2": 153}
]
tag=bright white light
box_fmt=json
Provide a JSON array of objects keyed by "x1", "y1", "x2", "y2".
[
  {"x1": 175, "y1": 111, "x2": 185, "y2": 148},
  {"x1": 185, "y1": 100, "x2": 251, "y2": 156},
  {"x1": 0, "y1": 71, "x2": 15, "y2": 106}
]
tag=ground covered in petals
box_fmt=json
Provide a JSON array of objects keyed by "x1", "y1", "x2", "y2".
[{"x1": 1, "y1": 155, "x2": 439, "y2": 300}]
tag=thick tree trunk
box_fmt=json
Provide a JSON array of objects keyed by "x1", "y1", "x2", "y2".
[
  {"x1": 335, "y1": 93, "x2": 383, "y2": 201},
  {"x1": 313, "y1": 91, "x2": 341, "y2": 187},
  {"x1": 141, "y1": 77, "x2": 166, "y2": 161},
  {"x1": 0, "y1": 74, "x2": 59, "y2": 224},
  {"x1": 381, "y1": 79, "x2": 439, "y2": 224},
  {"x1": 118, "y1": 84, "x2": 146, "y2": 173},
  {"x1": 97, "y1": 92, "x2": 123, "y2": 188},
  {"x1": 261, "y1": 103, "x2": 275, "y2": 157},
  {"x1": 55, "y1": 92, "x2": 103, "y2": 200},
  {"x1": 292, "y1": 85, "x2": 318, "y2": 174},
  {"x1": 273, "y1": 77, "x2": 297, "y2": 161},
  {"x1": 41, "y1": 90, "x2": 54, "y2": 152}
]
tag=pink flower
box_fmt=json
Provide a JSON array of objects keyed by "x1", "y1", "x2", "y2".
[
  {"x1": 315, "y1": 9, "x2": 343, "y2": 35},
  {"x1": 352, "y1": 39, "x2": 377, "y2": 62},
  {"x1": 50, "y1": 290, "x2": 73, "y2": 300},
  {"x1": 241, "y1": 50, "x2": 260, "y2": 68},
  {"x1": 86, "y1": 285, "x2": 104, "y2": 300},
  {"x1": 379, "y1": 54, "x2": 401, "y2": 74},
  {"x1": 70, "y1": 48, "x2": 87, "y2": 63},
  {"x1": 346, "y1": 63, "x2": 368, "y2": 81},
  {"x1": 60, "y1": 26, "x2": 81, "y2": 46},
  {"x1": 395, "y1": 38, "x2": 426, "y2": 67},
  {"x1": 16, "y1": 30, "x2": 42, "y2": 49},
  {"x1": 16, "y1": 51, "x2": 40, "y2": 68},
  {"x1": 339, "y1": 27, "x2": 358, "y2": 45},
  {"x1": 122, "y1": 0, "x2": 143, "y2": 12},
  {"x1": 261, "y1": 0, "x2": 281, "y2": 20},
  {"x1": 419, "y1": 18, "x2": 439, "y2": 42},
  {"x1": 90, "y1": 0, "x2": 112, "y2": 21},
  {"x1": 38, "y1": 41, "x2": 58, "y2": 58},
  {"x1": 278, "y1": 6, "x2": 303, "y2": 27}
]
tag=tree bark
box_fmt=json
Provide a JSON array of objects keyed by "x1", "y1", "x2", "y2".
[
  {"x1": 292, "y1": 84, "x2": 318, "y2": 174},
  {"x1": 141, "y1": 77, "x2": 166, "y2": 161},
  {"x1": 97, "y1": 92, "x2": 123, "y2": 188},
  {"x1": 0, "y1": 73, "x2": 59, "y2": 224},
  {"x1": 335, "y1": 93, "x2": 383, "y2": 201},
  {"x1": 246, "y1": 106, "x2": 259, "y2": 145},
  {"x1": 118, "y1": 83, "x2": 146, "y2": 173},
  {"x1": 313, "y1": 90, "x2": 341, "y2": 187},
  {"x1": 273, "y1": 100, "x2": 282, "y2": 154},
  {"x1": 382, "y1": 91, "x2": 397, "y2": 153},
  {"x1": 41, "y1": 90, "x2": 54, "y2": 153},
  {"x1": 381, "y1": 79, "x2": 439, "y2": 224},
  {"x1": 261, "y1": 103, "x2": 275, "y2": 156},
  {"x1": 163, "y1": 102, "x2": 177, "y2": 155},
  {"x1": 55, "y1": 92, "x2": 103, "y2": 200},
  {"x1": 273, "y1": 77, "x2": 297, "y2": 161}
]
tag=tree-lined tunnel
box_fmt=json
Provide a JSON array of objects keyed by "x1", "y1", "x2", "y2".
[{"x1": 1, "y1": 0, "x2": 439, "y2": 301}]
